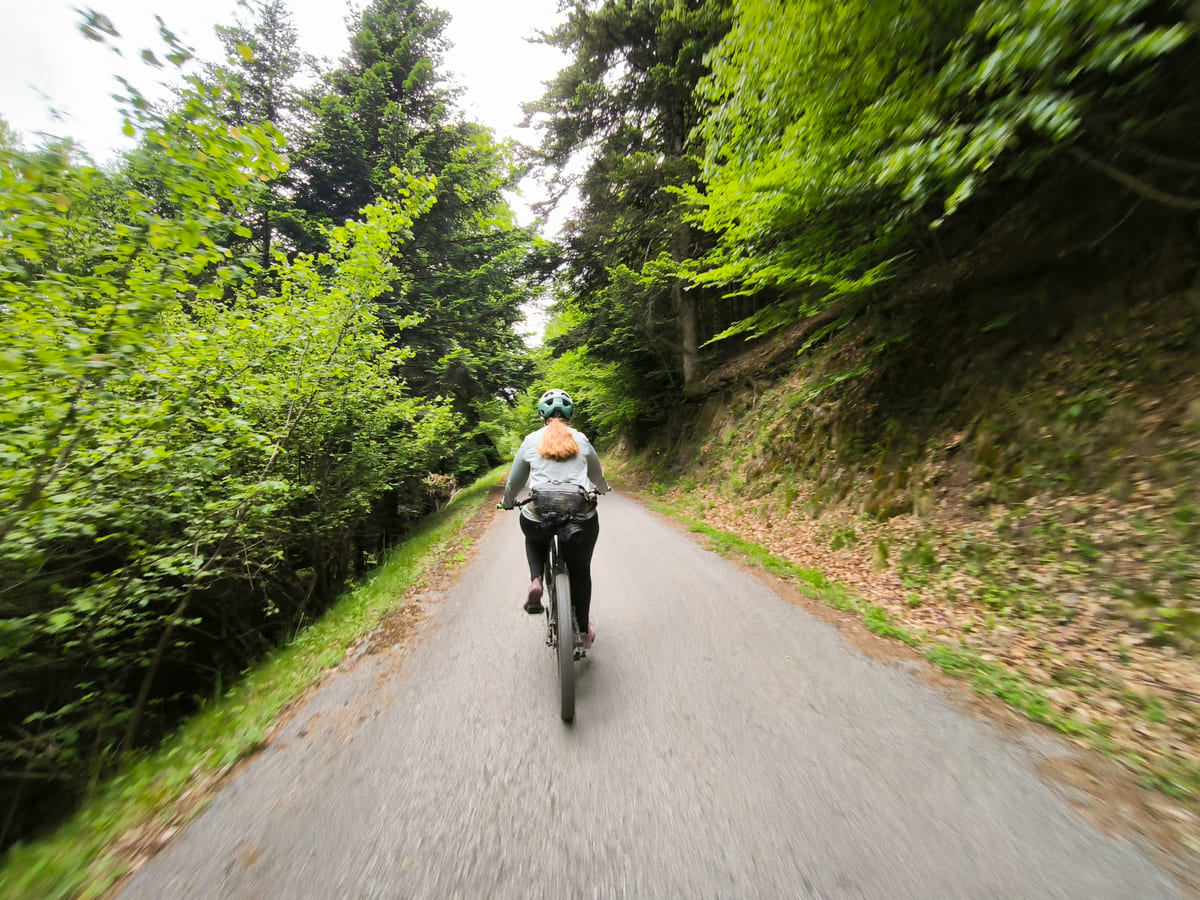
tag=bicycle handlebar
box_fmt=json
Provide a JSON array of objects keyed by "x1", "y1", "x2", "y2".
[{"x1": 497, "y1": 497, "x2": 536, "y2": 510}]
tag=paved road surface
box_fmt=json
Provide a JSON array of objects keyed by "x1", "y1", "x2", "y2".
[{"x1": 120, "y1": 491, "x2": 1181, "y2": 899}]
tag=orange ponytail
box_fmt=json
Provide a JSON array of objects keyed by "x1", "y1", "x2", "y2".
[{"x1": 538, "y1": 417, "x2": 579, "y2": 461}]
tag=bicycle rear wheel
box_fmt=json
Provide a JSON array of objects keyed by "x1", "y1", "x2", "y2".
[{"x1": 555, "y1": 570, "x2": 575, "y2": 722}]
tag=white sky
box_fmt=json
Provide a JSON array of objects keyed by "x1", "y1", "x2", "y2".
[{"x1": 0, "y1": 0, "x2": 570, "y2": 228}]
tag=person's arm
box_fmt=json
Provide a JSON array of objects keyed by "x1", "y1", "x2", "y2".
[
  {"x1": 581, "y1": 436, "x2": 610, "y2": 493},
  {"x1": 502, "y1": 437, "x2": 532, "y2": 507}
]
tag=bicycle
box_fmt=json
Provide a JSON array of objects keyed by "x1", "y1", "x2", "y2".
[{"x1": 500, "y1": 493, "x2": 596, "y2": 722}]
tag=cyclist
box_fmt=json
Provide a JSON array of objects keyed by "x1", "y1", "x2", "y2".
[{"x1": 501, "y1": 389, "x2": 610, "y2": 649}]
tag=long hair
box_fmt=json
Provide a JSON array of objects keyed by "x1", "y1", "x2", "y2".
[{"x1": 538, "y1": 416, "x2": 579, "y2": 461}]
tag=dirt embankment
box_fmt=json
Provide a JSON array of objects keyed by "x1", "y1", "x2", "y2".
[{"x1": 620, "y1": 202, "x2": 1200, "y2": 859}]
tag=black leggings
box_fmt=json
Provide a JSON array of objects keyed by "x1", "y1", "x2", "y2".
[{"x1": 520, "y1": 513, "x2": 600, "y2": 630}]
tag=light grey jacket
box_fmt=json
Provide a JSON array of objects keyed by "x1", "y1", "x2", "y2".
[{"x1": 502, "y1": 425, "x2": 610, "y2": 521}]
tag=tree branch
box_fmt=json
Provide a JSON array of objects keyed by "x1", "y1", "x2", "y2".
[
  {"x1": 1117, "y1": 141, "x2": 1200, "y2": 174},
  {"x1": 1070, "y1": 147, "x2": 1200, "y2": 211}
]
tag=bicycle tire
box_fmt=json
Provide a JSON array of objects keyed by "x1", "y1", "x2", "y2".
[
  {"x1": 543, "y1": 560, "x2": 554, "y2": 630},
  {"x1": 555, "y1": 570, "x2": 575, "y2": 722}
]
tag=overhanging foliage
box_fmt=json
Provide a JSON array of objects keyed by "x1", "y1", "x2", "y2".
[{"x1": 689, "y1": 0, "x2": 1194, "y2": 335}]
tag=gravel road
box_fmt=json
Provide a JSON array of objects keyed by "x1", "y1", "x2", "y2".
[{"x1": 119, "y1": 490, "x2": 1182, "y2": 899}]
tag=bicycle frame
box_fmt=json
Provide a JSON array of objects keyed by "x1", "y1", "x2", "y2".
[{"x1": 543, "y1": 532, "x2": 582, "y2": 660}]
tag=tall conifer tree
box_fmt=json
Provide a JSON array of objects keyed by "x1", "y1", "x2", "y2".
[{"x1": 526, "y1": 0, "x2": 731, "y2": 391}]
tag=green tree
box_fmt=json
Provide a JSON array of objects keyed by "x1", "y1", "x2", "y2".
[
  {"x1": 287, "y1": 0, "x2": 455, "y2": 238},
  {"x1": 0, "y1": 117, "x2": 16, "y2": 150},
  {"x1": 527, "y1": 0, "x2": 731, "y2": 392},
  {"x1": 288, "y1": 0, "x2": 545, "y2": 468},
  {"x1": 203, "y1": 0, "x2": 317, "y2": 267},
  {"x1": 532, "y1": 307, "x2": 642, "y2": 445},
  {"x1": 0, "y1": 27, "x2": 456, "y2": 847},
  {"x1": 690, "y1": 0, "x2": 1195, "y2": 340}
]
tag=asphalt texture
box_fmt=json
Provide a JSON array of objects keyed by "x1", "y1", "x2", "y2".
[{"x1": 119, "y1": 490, "x2": 1182, "y2": 899}]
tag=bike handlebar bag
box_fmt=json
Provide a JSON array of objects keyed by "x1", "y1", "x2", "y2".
[{"x1": 530, "y1": 481, "x2": 593, "y2": 517}]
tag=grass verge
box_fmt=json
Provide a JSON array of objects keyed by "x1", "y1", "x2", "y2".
[
  {"x1": 647, "y1": 497, "x2": 1096, "y2": 739},
  {"x1": 0, "y1": 471, "x2": 502, "y2": 900}
]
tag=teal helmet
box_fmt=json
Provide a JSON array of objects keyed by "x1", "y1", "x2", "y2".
[{"x1": 537, "y1": 388, "x2": 574, "y2": 421}]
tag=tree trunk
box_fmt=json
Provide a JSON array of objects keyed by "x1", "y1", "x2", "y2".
[
  {"x1": 671, "y1": 221, "x2": 699, "y2": 386},
  {"x1": 123, "y1": 591, "x2": 192, "y2": 754},
  {"x1": 260, "y1": 206, "x2": 272, "y2": 270}
]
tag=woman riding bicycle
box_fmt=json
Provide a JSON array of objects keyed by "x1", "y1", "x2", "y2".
[{"x1": 501, "y1": 389, "x2": 610, "y2": 649}]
